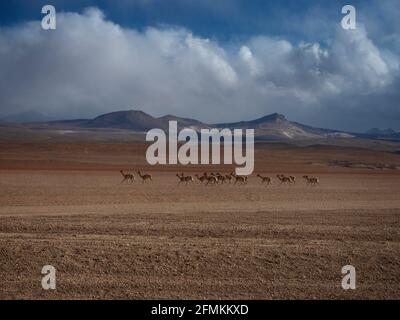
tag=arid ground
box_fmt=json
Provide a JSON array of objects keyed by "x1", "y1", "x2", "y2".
[{"x1": 1, "y1": 141, "x2": 400, "y2": 299}]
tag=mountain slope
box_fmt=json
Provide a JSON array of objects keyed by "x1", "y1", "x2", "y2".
[
  {"x1": 366, "y1": 128, "x2": 397, "y2": 136},
  {"x1": 158, "y1": 114, "x2": 209, "y2": 130},
  {"x1": 362, "y1": 128, "x2": 400, "y2": 141}
]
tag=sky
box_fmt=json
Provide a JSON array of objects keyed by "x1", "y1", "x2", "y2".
[{"x1": 0, "y1": 0, "x2": 399, "y2": 131}]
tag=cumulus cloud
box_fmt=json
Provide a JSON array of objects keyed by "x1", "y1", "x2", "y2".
[{"x1": 0, "y1": 7, "x2": 399, "y2": 131}]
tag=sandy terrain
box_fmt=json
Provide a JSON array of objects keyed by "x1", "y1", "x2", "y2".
[{"x1": 0, "y1": 142, "x2": 400, "y2": 299}]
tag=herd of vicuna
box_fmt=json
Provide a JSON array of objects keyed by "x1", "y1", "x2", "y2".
[{"x1": 120, "y1": 170, "x2": 319, "y2": 186}]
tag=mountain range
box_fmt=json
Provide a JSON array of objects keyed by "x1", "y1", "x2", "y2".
[
  {"x1": 69, "y1": 110, "x2": 355, "y2": 140},
  {"x1": 1, "y1": 109, "x2": 399, "y2": 141}
]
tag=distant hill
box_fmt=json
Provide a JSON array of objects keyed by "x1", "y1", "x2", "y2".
[
  {"x1": 361, "y1": 128, "x2": 400, "y2": 141},
  {"x1": 366, "y1": 128, "x2": 396, "y2": 136}
]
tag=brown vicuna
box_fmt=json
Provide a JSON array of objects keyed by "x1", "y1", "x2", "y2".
[
  {"x1": 233, "y1": 174, "x2": 248, "y2": 185},
  {"x1": 257, "y1": 174, "x2": 272, "y2": 185},
  {"x1": 303, "y1": 175, "x2": 319, "y2": 186},
  {"x1": 177, "y1": 173, "x2": 194, "y2": 184},
  {"x1": 277, "y1": 174, "x2": 292, "y2": 184},
  {"x1": 120, "y1": 170, "x2": 135, "y2": 184},
  {"x1": 195, "y1": 174, "x2": 207, "y2": 184},
  {"x1": 137, "y1": 171, "x2": 152, "y2": 183},
  {"x1": 205, "y1": 173, "x2": 218, "y2": 185}
]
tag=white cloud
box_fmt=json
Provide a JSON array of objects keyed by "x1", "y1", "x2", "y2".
[
  {"x1": 0, "y1": 7, "x2": 399, "y2": 131},
  {"x1": 331, "y1": 25, "x2": 391, "y2": 89}
]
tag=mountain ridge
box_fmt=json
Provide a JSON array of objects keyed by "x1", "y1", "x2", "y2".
[
  {"x1": 68, "y1": 109, "x2": 357, "y2": 140},
  {"x1": 2, "y1": 109, "x2": 399, "y2": 141}
]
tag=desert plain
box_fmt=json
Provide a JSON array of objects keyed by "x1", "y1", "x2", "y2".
[{"x1": 0, "y1": 140, "x2": 400, "y2": 299}]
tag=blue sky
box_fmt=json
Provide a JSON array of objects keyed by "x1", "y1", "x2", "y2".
[
  {"x1": 0, "y1": 0, "x2": 387, "y2": 42},
  {"x1": 0, "y1": 0, "x2": 399, "y2": 131}
]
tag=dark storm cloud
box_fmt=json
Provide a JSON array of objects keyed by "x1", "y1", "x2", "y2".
[{"x1": 0, "y1": 2, "x2": 399, "y2": 131}]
